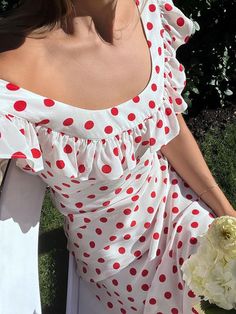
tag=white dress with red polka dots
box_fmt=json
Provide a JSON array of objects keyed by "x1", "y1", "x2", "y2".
[{"x1": 0, "y1": 0, "x2": 217, "y2": 313}]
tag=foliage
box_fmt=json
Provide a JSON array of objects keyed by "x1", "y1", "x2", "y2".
[
  {"x1": 177, "y1": 0, "x2": 236, "y2": 114},
  {"x1": 39, "y1": 191, "x2": 68, "y2": 314},
  {"x1": 199, "y1": 121, "x2": 236, "y2": 210}
]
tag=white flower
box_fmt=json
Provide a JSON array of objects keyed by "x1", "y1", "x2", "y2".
[
  {"x1": 207, "y1": 216, "x2": 236, "y2": 258},
  {"x1": 181, "y1": 216, "x2": 236, "y2": 310}
]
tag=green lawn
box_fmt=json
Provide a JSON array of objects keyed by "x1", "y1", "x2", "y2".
[{"x1": 39, "y1": 121, "x2": 236, "y2": 313}]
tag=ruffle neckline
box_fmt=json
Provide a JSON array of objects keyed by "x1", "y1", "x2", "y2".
[{"x1": 0, "y1": 0, "x2": 196, "y2": 182}]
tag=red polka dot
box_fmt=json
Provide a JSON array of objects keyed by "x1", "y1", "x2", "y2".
[
  {"x1": 112, "y1": 279, "x2": 118, "y2": 286},
  {"x1": 144, "y1": 222, "x2": 151, "y2": 229},
  {"x1": 123, "y1": 208, "x2": 131, "y2": 215},
  {"x1": 147, "y1": 206, "x2": 154, "y2": 214},
  {"x1": 89, "y1": 241, "x2": 95, "y2": 248},
  {"x1": 139, "y1": 235, "x2": 146, "y2": 242},
  {"x1": 149, "y1": 4, "x2": 156, "y2": 12},
  {"x1": 179, "y1": 64, "x2": 184, "y2": 71},
  {"x1": 172, "y1": 192, "x2": 178, "y2": 198},
  {"x1": 191, "y1": 222, "x2": 199, "y2": 228},
  {"x1": 14, "y1": 100, "x2": 27, "y2": 111},
  {"x1": 155, "y1": 65, "x2": 160, "y2": 74},
  {"x1": 142, "y1": 269, "x2": 148, "y2": 276},
  {"x1": 95, "y1": 228, "x2": 102, "y2": 235},
  {"x1": 63, "y1": 118, "x2": 74, "y2": 126},
  {"x1": 118, "y1": 247, "x2": 126, "y2": 254},
  {"x1": 159, "y1": 274, "x2": 166, "y2": 282},
  {"x1": 192, "y1": 209, "x2": 200, "y2": 215},
  {"x1": 171, "y1": 308, "x2": 179, "y2": 314},
  {"x1": 11, "y1": 152, "x2": 27, "y2": 159},
  {"x1": 56, "y1": 160, "x2": 65, "y2": 169},
  {"x1": 153, "y1": 232, "x2": 159, "y2": 240},
  {"x1": 185, "y1": 36, "x2": 190, "y2": 43},
  {"x1": 174, "y1": 99, "x2": 182, "y2": 108},
  {"x1": 133, "y1": 96, "x2": 140, "y2": 103},
  {"x1": 141, "y1": 284, "x2": 149, "y2": 291},
  {"x1": 78, "y1": 164, "x2": 85, "y2": 173},
  {"x1": 6, "y1": 83, "x2": 19, "y2": 91},
  {"x1": 172, "y1": 265, "x2": 177, "y2": 273},
  {"x1": 102, "y1": 165, "x2": 112, "y2": 173},
  {"x1": 125, "y1": 233, "x2": 131, "y2": 240},
  {"x1": 176, "y1": 225, "x2": 183, "y2": 233},
  {"x1": 44, "y1": 99, "x2": 55, "y2": 107},
  {"x1": 111, "y1": 107, "x2": 119, "y2": 115},
  {"x1": 126, "y1": 187, "x2": 134, "y2": 194},
  {"x1": 126, "y1": 284, "x2": 132, "y2": 292},
  {"x1": 75, "y1": 202, "x2": 83, "y2": 208},
  {"x1": 36, "y1": 119, "x2": 50, "y2": 125},
  {"x1": 113, "y1": 262, "x2": 120, "y2": 269},
  {"x1": 177, "y1": 17, "x2": 185, "y2": 27},
  {"x1": 31, "y1": 148, "x2": 41, "y2": 158},
  {"x1": 164, "y1": 291, "x2": 172, "y2": 299},
  {"x1": 165, "y1": 108, "x2": 172, "y2": 116},
  {"x1": 190, "y1": 237, "x2": 198, "y2": 245},
  {"x1": 149, "y1": 298, "x2": 157, "y2": 304},
  {"x1": 188, "y1": 290, "x2": 196, "y2": 298},
  {"x1": 104, "y1": 125, "x2": 113, "y2": 134},
  {"x1": 147, "y1": 22, "x2": 153, "y2": 30},
  {"x1": 151, "y1": 83, "x2": 157, "y2": 91},
  {"x1": 172, "y1": 207, "x2": 179, "y2": 214},
  {"x1": 160, "y1": 165, "x2": 167, "y2": 172},
  {"x1": 178, "y1": 282, "x2": 183, "y2": 290},
  {"x1": 130, "y1": 268, "x2": 137, "y2": 276},
  {"x1": 100, "y1": 217, "x2": 108, "y2": 223},
  {"x1": 177, "y1": 241, "x2": 183, "y2": 249},
  {"x1": 128, "y1": 113, "x2": 136, "y2": 121},
  {"x1": 116, "y1": 222, "x2": 124, "y2": 229},
  {"x1": 134, "y1": 250, "x2": 141, "y2": 257},
  {"x1": 107, "y1": 302, "x2": 113, "y2": 308},
  {"x1": 156, "y1": 119, "x2": 163, "y2": 128},
  {"x1": 84, "y1": 120, "x2": 94, "y2": 130},
  {"x1": 149, "y1": 100, "x2": 156, "y2": 109},
  {"x1": 77, "y1": 232, "x2": 83, "y2": 238},
  {"x1": 164, "y1": 3, "x2": 173, "y2": 11},
  {"x1": 64, "y1": 144, "x2": 73, "y2": 154},
  {"x1": 165, "y1": 126, "x2": 170, "y2": 134}
]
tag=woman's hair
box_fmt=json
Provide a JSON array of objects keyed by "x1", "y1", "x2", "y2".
[{"x1": 0, "y1": 0, "x2": 148, "y2": 53}]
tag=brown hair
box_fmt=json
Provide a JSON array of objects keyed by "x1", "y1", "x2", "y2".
[{"x1": 0, "y1": 0, "x2": 148, "y2": 53}]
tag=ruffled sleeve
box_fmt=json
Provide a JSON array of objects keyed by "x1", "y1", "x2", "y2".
[
  {"x1": 0, "y1": 113, "x2": 44, "y2": 174},
  {"x1": 159, "y1": 0, "x2": 196, "y2": 114}
]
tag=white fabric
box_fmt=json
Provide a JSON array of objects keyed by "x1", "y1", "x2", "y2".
[
  {"x1": 0, "y1": 160, "x2": 47, "y2": 314},
  {"x1": 66, "y1": 253, "x2": 109, "y2": 314},
  {"x1": 0, "y1": 0, "x2": 216, "y2": 313}
]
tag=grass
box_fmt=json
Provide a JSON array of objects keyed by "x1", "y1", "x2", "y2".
[
  {"x1": 197, "y1": 122, "x2": 236, "y2": 209},
  {"x1": 39, "y1": 192, "x2": 68, "y2": 314},
  {"x1": 38, "y1": 121, "x2": 236, "y2": 313}
]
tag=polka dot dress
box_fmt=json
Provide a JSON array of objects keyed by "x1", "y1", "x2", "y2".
[{"x1": 0, "y1": 0, "x2": 217, "y2": 313}]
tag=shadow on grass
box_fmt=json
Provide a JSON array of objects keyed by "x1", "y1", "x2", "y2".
[{"x1": 39, "y1": 228, "x2": 69, "y2": 314}]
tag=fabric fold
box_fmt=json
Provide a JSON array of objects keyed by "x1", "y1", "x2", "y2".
[
  {"x1": 159, "y1": 0, "x2": 196, "y2": 114},
  {"x1": 0, "y1": 114, "x2": 44, "y2": 174}
]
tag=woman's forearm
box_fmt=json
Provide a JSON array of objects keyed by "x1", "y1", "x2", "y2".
[{"x1": 160, "y1": 114, "x2": 235, "y2": 217}]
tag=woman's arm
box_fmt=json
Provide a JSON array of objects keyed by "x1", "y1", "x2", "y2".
[{"x1": 160, "y1": 114, "x2": 235, "y2": 218}]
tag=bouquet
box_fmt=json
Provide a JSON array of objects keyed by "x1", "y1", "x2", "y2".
[{"x1": 181, "y1": 215, "x2": 236, "y2": 313}]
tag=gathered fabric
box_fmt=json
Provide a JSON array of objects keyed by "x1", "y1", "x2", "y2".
[{"x1": 0, "y1": 1, "x2": 216, "y2": 313}]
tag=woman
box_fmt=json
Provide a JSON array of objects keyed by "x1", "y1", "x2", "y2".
[{"x1": 0, "y1": 0, "x2": 235, "y2": 313}]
